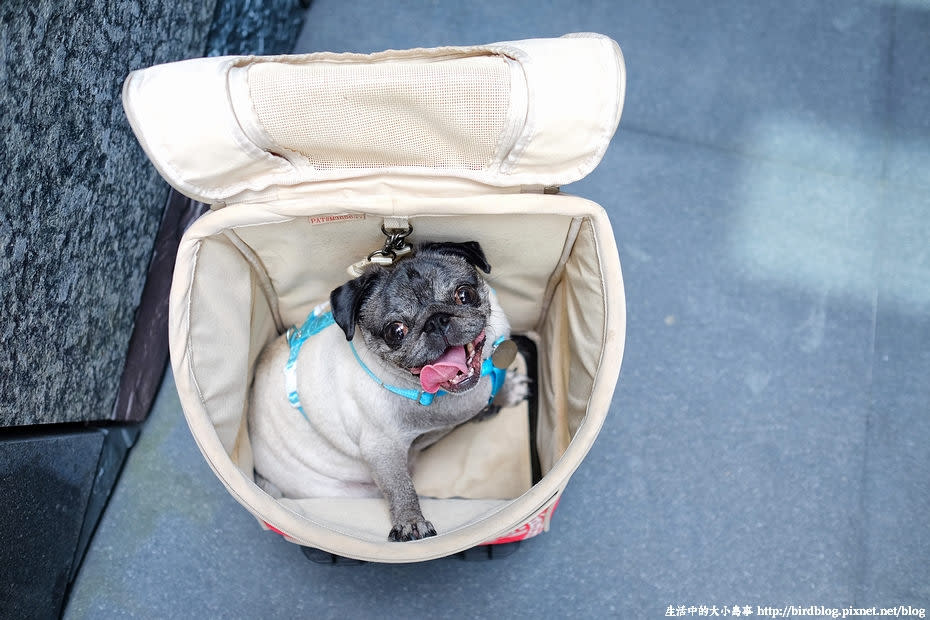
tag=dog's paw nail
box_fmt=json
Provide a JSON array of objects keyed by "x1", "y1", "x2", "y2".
[{"x1": 388, "y1": 520, "x2": 437, "y2": 542}]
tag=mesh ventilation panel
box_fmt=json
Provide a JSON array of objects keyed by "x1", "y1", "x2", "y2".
[{"x1": 248, "y1": 56, "x2": 513, "y2": 170}]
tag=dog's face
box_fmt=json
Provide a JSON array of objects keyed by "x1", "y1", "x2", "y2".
[{"x1": 330, "y1": 241, "x2": 493, "y2": 394}]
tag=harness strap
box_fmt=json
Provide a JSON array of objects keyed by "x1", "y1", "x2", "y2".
[
  {"x1": 349, "y1": 340, "x2": 436, "y2": 406},
  {"x1": 284, "y1": 305, "x2": 335, "y2": 421},
  {"x1": 285, "y1": 308, "x2": 509, "y2": 418}
]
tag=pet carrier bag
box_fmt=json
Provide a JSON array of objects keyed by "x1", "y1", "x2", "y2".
[{"x1": 122, "y1": 33, "x2": 626, "y2": 563}]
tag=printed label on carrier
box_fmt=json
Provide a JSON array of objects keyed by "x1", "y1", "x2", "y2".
[{"x1": 309, "y1": 213, "x2": 366, "y2": 226}]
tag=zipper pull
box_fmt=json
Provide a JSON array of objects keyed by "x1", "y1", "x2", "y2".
[{"x1": 519, "y1": 185, "x2": 560, "y2": 194}]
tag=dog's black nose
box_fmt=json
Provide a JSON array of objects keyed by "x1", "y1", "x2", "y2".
[{"x1": 424, "y1": 313, "x2": 452, "y2": 335}]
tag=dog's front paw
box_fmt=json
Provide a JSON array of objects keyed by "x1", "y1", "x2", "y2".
[
  {"x1": 493, "y1": 372, "x2": 532, "y2": 409},
  {"x1": 388, "y1": 519, "x2": 437, "y2": 542}
]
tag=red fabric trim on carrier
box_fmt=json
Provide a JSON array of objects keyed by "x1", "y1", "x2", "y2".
[
  {"x1": 264, "y1": 521, "x2": 287, "y2": 537},
  {"x1": 485, "y1": 498, "x2": 560, "y2": 545}
]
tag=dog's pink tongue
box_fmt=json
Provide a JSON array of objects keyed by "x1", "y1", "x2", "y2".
[{"x1": 418, "y1": 346, "x2": 468, "y2": 394}]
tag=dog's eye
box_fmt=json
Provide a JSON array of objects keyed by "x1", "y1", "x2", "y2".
[
  {"x1": 454, "y1": 285, "x2": 479, "y2": 306},
  {"x1": 382, "y1": 322, "x2": 408, "y2": 348}
]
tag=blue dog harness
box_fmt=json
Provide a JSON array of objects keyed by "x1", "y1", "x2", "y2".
[{"x1": 284, "y1": 306, "x2": 508, "y2": 420}]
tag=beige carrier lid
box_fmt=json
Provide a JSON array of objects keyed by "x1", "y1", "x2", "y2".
[{"x1": 122, "y1": 33, "x2": 625, "y2": 204}]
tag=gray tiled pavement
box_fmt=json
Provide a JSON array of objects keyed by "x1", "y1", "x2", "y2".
[{"x1": 66, "y1": 1, "x2": 930, "y2": 617}]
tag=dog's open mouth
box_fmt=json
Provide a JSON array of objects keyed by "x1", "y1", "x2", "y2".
[{"x1": 409, "y1": 331, "x2": 486, "y2": 394}]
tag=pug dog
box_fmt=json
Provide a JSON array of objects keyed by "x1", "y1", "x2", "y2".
[{"x1": 248, "y1": 241, "x2": 530, "y2": 541}]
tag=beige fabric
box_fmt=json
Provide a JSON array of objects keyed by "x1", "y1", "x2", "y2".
[
  {"x1": 187, "y1": 236, "x2": 270, "y2": 454},
  {"x1": 537, "y1": 219, "x2": 606, "y2": 472},
  {"x1": 276, "y1": 498, "x2": 512, "y2": 544},
  {"x1": 247, "y1": 57, "x2": 512, "y2": 170},
  {"x1": 229, "y1": 211, "x2": 577, "y2": 332},
  {"x1": 168, "y1": 194, "x2": 625, "y2": 562},
  {"x1": 492, "y1": 35, "x2": 624, "y2": 180},
  {"x1": 121, "y1": 56, "x2": 293, "y2": 203},
  {"x1": 414, "y1": 352, "x2": 532, "y2": 500},
  {"x1": 133, "y1": 34, "x2": 629, "y2": 563},
  {"x1": 122, "y1": 34, "x2": 625, "y2": 203}
]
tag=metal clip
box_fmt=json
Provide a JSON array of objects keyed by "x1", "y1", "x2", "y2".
[
  {"x1": 347, "y1": 221, "x2": 415, "y2": 277},
  {"x1": 367, "y1": 222, "x2": 414, "y2": 265}
]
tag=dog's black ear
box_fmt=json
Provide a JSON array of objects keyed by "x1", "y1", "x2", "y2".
[
  {"x1": 419, "y1": 241, "x2": 491, "y2": 274},
  {"x1": 330, "y1": 270, "x2": 381, "y2": 341}
]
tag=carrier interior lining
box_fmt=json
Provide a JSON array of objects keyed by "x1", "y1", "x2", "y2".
[{"x1": 185, "y1": 209, "x2": 606, "y2": 537}]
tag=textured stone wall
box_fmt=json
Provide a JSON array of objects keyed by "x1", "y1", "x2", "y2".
[{"x1": 0, "y1": 0, "x2": 305, "y2": 426}]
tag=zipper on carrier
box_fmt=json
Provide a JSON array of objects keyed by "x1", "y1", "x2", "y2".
[{"x1": 519, "y1": 185, "x2": 560, "y2": 194}]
